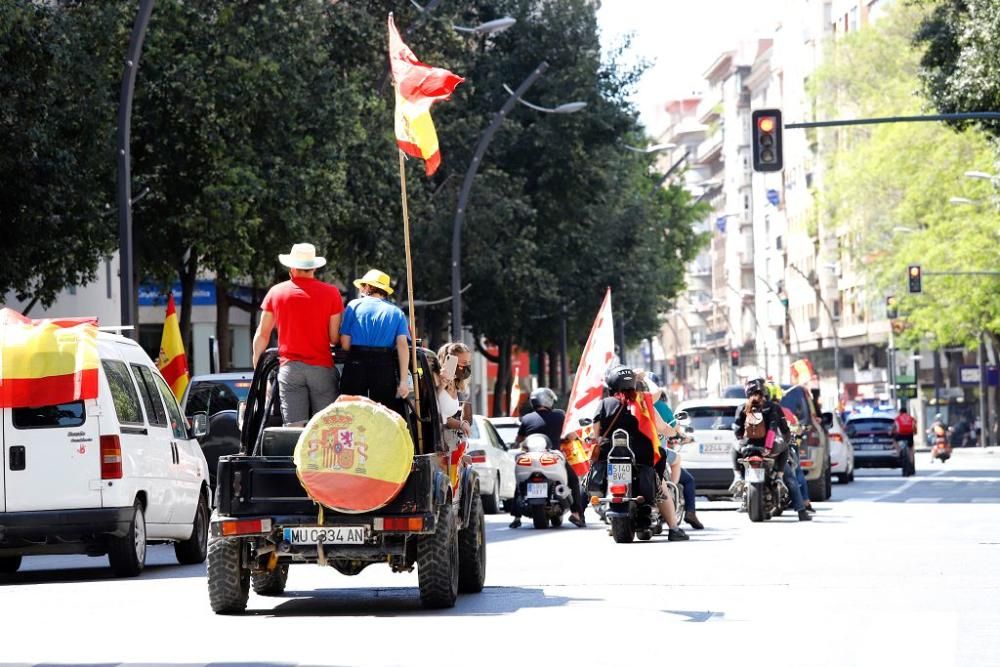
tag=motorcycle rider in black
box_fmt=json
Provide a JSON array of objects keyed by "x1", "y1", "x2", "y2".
[{"x1": 508, "y1": 388, "x2": 585, "y2": 529}]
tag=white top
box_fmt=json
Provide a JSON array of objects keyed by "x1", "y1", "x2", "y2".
[{"x1": 437, "y1": 388, "x2": 461, "y2": 425}]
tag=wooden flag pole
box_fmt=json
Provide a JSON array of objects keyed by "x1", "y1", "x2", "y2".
[{"x1": 398, "y1": 149, "x2": 424, "y2": 455}]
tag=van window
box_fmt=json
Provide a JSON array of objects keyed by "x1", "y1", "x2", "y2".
[
  {"x1": 153, "y1": 374, "x2": 188, "y2": 440},
  {"x1": 781, "y1": 388, "x2": 811, "y2": 424},
  {"x1": 131, "y1": 364, "x2": 168, "y2": 427},
  {"x1": 12, "y1": 401, "x2": 86, "y2": 429},
  {"x1": 102, "y1": 360, "x2": 144, "y2": 425}
]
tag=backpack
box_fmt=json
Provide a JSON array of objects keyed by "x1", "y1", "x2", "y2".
[
  {"x1": 896, "y1": 413, "x2": 915, "y2": 436},
  {"x1": 745, "y1": 408, "x2": 768, "y2": 440}
]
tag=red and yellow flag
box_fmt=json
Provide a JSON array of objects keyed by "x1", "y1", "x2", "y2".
[
  {"x1": 388, "y1": 13, "x2": 464, "y2": 175},
  {"x1": 0, "y1": 308, "x2": 99, "y2": 409},
  {"x1": 790, "y1": 358, "x2": 816, "y2": 386},
  {"x1": 157, "y1": 294, "x2": 189, "y2": 400},
  {"x1": 630, "y1": 392, "x2": 662, "y2": 466}
]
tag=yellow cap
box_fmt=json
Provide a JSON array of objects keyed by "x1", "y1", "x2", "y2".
[{"x1": 353, "y1": 269, "x2": 394, "y2": 295}]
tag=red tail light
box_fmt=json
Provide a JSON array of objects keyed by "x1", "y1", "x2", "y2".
[
  {"x1": 539, "y1": 453, "x2": 559, "y2": 466},
  {"x1": 467, "y1": 450, "x2": 487, "y2": 464},
  {"x1": 748, "y1": 456, "x2": 763, "y2": 468},
  {"x1": 610, "y1": 483, "x2": 627, "y2": 496},
  {"x1": 219, "y1": 518, "x2": 272, "y2": 537},
  {"x1": 830, "y1": 433, "x2": 843, "y2": 442},
  {"x1": 516, "y1": 455, "x2": 532, "y2": 466},
  {"x1": 380, "y1": 516, "x2": 425, "y2": 532},
  {"x1": 100, "y1": 435, "x2": 123, "y2": 479}
]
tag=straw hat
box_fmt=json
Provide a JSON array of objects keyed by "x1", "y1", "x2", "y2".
[
  {"x1": 353, "y1": 269, "x2": 394, "y2": 295},
  {"x1": 279, "y1": 243, "x2": 326, "y2": 270}
]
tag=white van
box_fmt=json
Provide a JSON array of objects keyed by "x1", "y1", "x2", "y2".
[{"x1": 0, "y1": 332, "x2": 211, "y2": 577}]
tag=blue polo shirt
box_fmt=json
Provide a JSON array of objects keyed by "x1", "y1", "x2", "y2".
[{"x1": 340, "y1": 296, "x2": 410, "y2": 348}]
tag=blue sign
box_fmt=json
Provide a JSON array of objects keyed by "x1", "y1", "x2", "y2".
[
  {"x1": 139, "y1": 280, "x2": 253, "y2": 307},
  {"x1": 715, "y1": 217, "x2": 727, "y2": 233},
  {"x1": 988, "y1": 366, "x2": 999, "y2": 387},
  {"x1": 766, "y1": 189, "x2": 781, "y2": 206}
]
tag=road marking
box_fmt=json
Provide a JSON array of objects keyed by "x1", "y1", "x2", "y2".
[
  {"x1": 868, "y1": 470, "x2": 945, "y2": 502},
  {"x1": 972, "y1": 498, "x2": 1000, "y2": 504},
  {"x1": 904, "y1": 497, "x2": 941, "y2": 503}
]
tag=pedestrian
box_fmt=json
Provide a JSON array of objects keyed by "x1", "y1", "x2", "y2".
[
  {"x1": 339, "y1": 269, "x2": 411, "y2": 416},
  {"x1": 252, "y1": 243, "x2": 344, "y2": 427},
  {"x1": 434, "y1": 343, "x2": 472, "y2": 438}
]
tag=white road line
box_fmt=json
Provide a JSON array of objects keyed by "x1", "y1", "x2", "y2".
[
  {"x1": 972, "y1": 498, "x2": 1000, "y2": 503},
  {"x1": 904, "y1": 497, "x2": 942, "y2": 503},
  {"x1": 868, "y1": 469, "x2": 945, "y2": 502}
]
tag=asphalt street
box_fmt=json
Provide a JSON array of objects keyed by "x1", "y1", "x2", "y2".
[{"x1": 3, "y1": 448, "x2": 999, "y2": 667}]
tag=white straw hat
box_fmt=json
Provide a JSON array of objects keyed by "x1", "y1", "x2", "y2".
[{"x1": 279, "y1": 243, "x2": 326, "y2": 270}]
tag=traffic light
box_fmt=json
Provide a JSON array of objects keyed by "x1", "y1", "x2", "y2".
[
  {"x1": 886, "y1": 295, "x2": 898, "y2": 319},
  {"x1": 730, "y1": 349, "x2": 741, "y2": 366},
  {"x1": 668, "y1": 357, "x2": 677, "y2": 371},
  {"x1": 751, "y1": 109, "x2": 783, "y2": 172},
  {"x1": 692, "y1": 355, "x2": 701, "y2": 370},
  {"x1": 907, "y1": 265, "x2": 922, "y2": 293}
]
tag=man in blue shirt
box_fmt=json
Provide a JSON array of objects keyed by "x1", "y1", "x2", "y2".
[{"x1": 340, "y1": 269, "x2": 410, "y2": 416}]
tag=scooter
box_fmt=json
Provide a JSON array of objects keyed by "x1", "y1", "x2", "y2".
[
  {"x1": 737, "y1": 441, "x2": 788, "y2": 523},
  {"x1": 599, "y1": 429, "x2": 665, "y2": 543},
  {"x1": 513, "y1": 434, "x2": 573, "y2": 528},
  {"x1": 930, "y1": 424, "x2": 952, "y2": 463}
]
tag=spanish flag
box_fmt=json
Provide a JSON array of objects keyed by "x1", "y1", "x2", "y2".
[
  {"x1": 790, "y1": 358, "x2": 816, "y2": 386},
  {"x1": 629, "y1": 392, "x2": 662, "y2": 466},
  {"x1": 0, "y1": 308, "x2": 99, "y2": 409},
  {"x1": 157, "y1": 294, "x2": 189, "y2": 400},
  {"x1": 388, "y1": 14, "x2": 464, "y2": 176}
]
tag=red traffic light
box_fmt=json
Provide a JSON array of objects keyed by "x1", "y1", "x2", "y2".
[
  {"x1": 757, "y1": 116, "x2": 776, "y2": 133},
  {"x1": 751, "y1": 109, "x2": 783, "y2": 172}
]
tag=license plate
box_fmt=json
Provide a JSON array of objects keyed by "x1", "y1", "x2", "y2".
[
  {"x1": 282, "y1": 526, "x2": 367, "y2": 545},
  {"x1": 746, "y1": 467, "x2": 765, "y2": 483},
  {"x1": 608, "y1": 463, "x2": 631, "y2": 483},
  {"x1": 699, "y1": 442, "x2": 730, "y2": 455},
  {"x1": 857, "y1": 444, "x2": 888, "y2": 451},
  {"x1": 527, "y1": 482, "x2": 549, "y2": 498}
]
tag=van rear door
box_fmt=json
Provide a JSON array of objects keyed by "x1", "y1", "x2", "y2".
[{"x1": 2, "y1": 398, "x2": 103, "y2": 512}]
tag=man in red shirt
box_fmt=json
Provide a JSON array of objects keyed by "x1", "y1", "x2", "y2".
[
  {"x1": 893, "y1": 406, "x2": 916, "y2": 476},
  {"x1": 252, "y1": 243, "x2": 344, "y2": 426}
]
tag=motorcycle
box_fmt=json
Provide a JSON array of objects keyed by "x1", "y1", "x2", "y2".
[
  {"x1": 513, "y1": 434, "x2": 573, "y2": 528},
  {"x1": 930, "y1": 424, "x2": 952, "y2": 463},
  {"x1": 737, "y1": 441, "x2": 789, "y2": 523},
  {"x1": 598, "y1": 429, "x2": 682, "y2": 543}
]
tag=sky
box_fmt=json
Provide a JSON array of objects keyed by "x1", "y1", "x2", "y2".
[{"x1": 596, "y1": 0, "x2": 785, "y2": 133}]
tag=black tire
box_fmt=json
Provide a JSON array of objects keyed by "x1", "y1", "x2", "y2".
[
  {"x1": 418, "y1": 504, "x2": 459, "y2": 609},
  {"x1": 837, "y1": 473, "x2": 849, "y2": 484},
  {"x1": 175, "y1": 493, "x2": 209, "y2": 565},
  {"x1": 748, "y1": 483, "x2": 766, "y2": 522},
  {"x1": 458, "y1": 492, "x2": 486, "y2": 594},
  {"x1": 550, "y1": 514, "x2": 563, "y2": 528},
  {"x1": 251, "y1": 563, "x2": 289, "y2": 596},
  {"x1": 637, "y1": 529, "x2": 652, "y2": 541},
  {"x1": 808, "y1": 463, "x2": 832, "y2": 502},
  {"x1": 0, "y1": 556, "x2": 21, "y2": 574},
  {"x1": 207, "y1": 537, "x2": 249, "y2": 614},
  {"x1": 108, "y1": 500, "x2": 146, "y2": 577},
  {"x1": 610, "y1": 515, "x2": 634, "y2": 543},
  {"x1": 848, "y1": 469, "x2": 855, "y2": 482},
  {"x1": 481, "y1": 476, "x2": 500, "y2": 515},
  {"x1": 530, "y1": 504, "x2": 548, "y2": 529}
]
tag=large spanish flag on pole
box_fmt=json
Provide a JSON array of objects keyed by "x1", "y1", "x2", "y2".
[
  {"x1": 157, "y1": 294, "x2": 189, "y2": 400},
  {"x1": 0, "y1": 308, "x2": 99, "y2": 409},
  {"x1": 388, "y1": 13, "x2": 464, "y2": 176}
]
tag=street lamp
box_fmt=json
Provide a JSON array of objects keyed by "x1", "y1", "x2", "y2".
[
  {"x1": 622, "y1": 142, "x2": 676, "y2": 154},
  {"x1": 451, "y1": 65, "x2": 586, "y2": 339},
  {"x1": 452, "y1": 17, "x2": 517, "y2": 35},
  {"x1": 949, "y1": 196, "x2": 981, "y2": 206},
  {"x1": 788, "y1": 263, "x2": 841, "y2": 402},
  {"x1": 964, "y1": 170, "x2": 998, "y2": 181},
  {"x1": 501, "y1": 84, "x2": 588, "y2": 113}
]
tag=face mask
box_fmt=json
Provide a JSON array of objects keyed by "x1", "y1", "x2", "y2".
[{"x1": 455, "y1": 366, "x2": 471, "y2": 381}]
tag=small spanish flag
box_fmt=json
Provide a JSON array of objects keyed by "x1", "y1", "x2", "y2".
[
  {"x1": 790, "y1": 358, "x2": 816, "y2": 386},
  {"x1": 157, "y1": 294, "x2": 189, "y2": 400},
  {"x1": 388, "y1": 14, "x2": 464, "y2": 176},
  {"x1": 0, "y1": 308, "x2": 99, "y2": 409}
]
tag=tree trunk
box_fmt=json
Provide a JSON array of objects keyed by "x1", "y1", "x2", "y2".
[
  {"x1": 215, "y1": 275, "x2": 232, "y2": 371},
  {"x1": 547, "y1": 347, "x2": 559, "y2": 390},
  {"x1": 491, "y1": 337, "x2": 511, "y2": 416},
  {"x1": 535, "y1": 350, "x2": 545, "y2": 388}
]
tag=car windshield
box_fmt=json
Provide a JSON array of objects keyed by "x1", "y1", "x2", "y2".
[
  {"x1": 847, "y1": 418, "x2": 894, "y2": 436},
  {"x1": 492, "y1": 424, "x2": 519, "y2": 446},
  {"x1": 184, "y1": 379, "x2": 252, "y2": 416},
  {"x1": 683, "y1": 406, "x2": 737, "y2": 431}
]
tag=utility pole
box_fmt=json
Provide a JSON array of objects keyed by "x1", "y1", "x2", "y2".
[{"x1": 980, "y1": 331, "x2": 989, "y2": 447}]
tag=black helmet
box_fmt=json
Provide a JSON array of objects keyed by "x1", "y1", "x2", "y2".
[
  {"x1": 744, "y1": 377, "x2": 766, "y2": 398},
  {"x1": 530, "y1": 387, "x2": 557, "y2": 409},
  {"x1": 604, "y1": 365, "x2": 636, "y2": 393}
]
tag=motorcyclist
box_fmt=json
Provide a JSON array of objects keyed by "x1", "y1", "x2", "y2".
[
  {"x1": 765, "y1": 382, "x2": 811, "y2": 521},
  {"x1": 731, "y1": 377, "x2": 792, "y2": 498},
  {"x1": 892, "y1": 406, "x2": 916, "y2": 476},
  {"x1": 646, "y1": 372, "x2": 704, "y2": 530},
  {"x1": 508, "y1": 388, "x2": 585, "y2": 529},
  {"x1": 589, "y1": 365, "x2": 689, "y2": 541}
]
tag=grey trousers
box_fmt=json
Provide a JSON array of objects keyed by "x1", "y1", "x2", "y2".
[{"x1": 277, "y1": 361, "x2": 338, "y2": 426}]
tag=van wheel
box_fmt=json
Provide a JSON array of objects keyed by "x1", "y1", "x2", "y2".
[
  {"x1": 208, "y1": 538, "x2": 250, "y2": 614},
  {"x1": 417, "y1": 504, "x2": 459, "y2": 609},
  {"x1": 251, "y1": 563, "x2": 289, "y2": 596},
  {"x1": 108, "y1": 500, "x2": 146, "y2": 577},
  {"x1": 0, "y1": 556, "x2": 21, "y2": 574},
  {"x1": 458, "y1": 492, "x2": 486, "y2": 594},
  {"x1": 175, "y1": 493, "x2": 209, "y2": 565}
]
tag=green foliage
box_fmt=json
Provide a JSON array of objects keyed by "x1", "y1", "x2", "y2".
[{"x1": 813, "y1": 0, "x2": 1000, "y2": 350}]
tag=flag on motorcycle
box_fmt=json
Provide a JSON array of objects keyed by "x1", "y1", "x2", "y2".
[
  {"x1": 629, "y1": 391, "x2": 662, "y2": 466},
  {"x1": 388, "y1": 14, "x2": 464, "y2": 176},
  {"x1": 790, "y1": 358, "x2": 816, "y2": 386},
  {"x1": 561, "y1": 288, "x2": 616, "y2": 439},
  {"x1": 560, "y1": 435, "x2": 592, "y2": 477},
  {"x1": 0, "y1": 308, "x2": 99, "y2": 409},
  {"x1": 157, "y1": 294, "x2": 189, "y2": 400}
]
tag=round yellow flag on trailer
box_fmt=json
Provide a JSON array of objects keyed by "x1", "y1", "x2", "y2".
[{"x1": 294, "y1": 395, "x2": 414, "y2": 514}]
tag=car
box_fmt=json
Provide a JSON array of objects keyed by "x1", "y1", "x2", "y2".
[
  {"x1": 180, "y1": 371, "x2": 253, "y2": 487},
  {"x1": 674, "y1": 398, "x2": 745, "y2": 498},
  {"x1": 467, "y1": 415, "x2": 517, "y2": 514},
  {"x1": 845, "y1": 410, "x2": 901, "y2": 469},
  {"x1": 824, "y1": 410, "x2": 855, "y2": 483},
  {"x1": 780, "y1": 385, "x2": 833, "y2": 501},
  {"x1": 486, "y1": 416, "x2": 520, "y2": 449},
  {"x1": 722, "y1": 385, "x2": 745, "y2": 399},
  {"x1": 1, "y1": 331, "x2": 211, "y2": 577}
]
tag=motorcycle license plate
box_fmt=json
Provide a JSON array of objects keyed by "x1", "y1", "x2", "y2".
[
  {"x1": 282, "y1": 526, "x2": 367, "y2": 545},
  {"x1": 608, "y1": 463, "x2": 631, "y2": 483},
  {"x1": 746, "y1": 467, "x2": 765, "y2": 483},
  {"x1": 526, "y1": 482, "x2": 548, "y2": 499}
]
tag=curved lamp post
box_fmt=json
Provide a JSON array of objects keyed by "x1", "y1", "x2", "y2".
[
  {"x1": 450, "y1": 65, "x2": 586, "y2": 338},
  {"x1": 453, "y1": 17, "x2": 517, "y2": 34}
]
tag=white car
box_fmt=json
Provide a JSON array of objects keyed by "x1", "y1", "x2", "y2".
[
  {"x1": 825, "y1": 411, "x2": 855, "y2": 483},
  {"x1": 467, "y1": 415, "x2": 517, "y2": 514},
  {"x1": 0, "y1": 332, "x2": 211, "y2": 577},
  {"x1": 486, "y1": 416, "x2": 520, "y2": 449},
  {"x1": 674, "y1": 398, "x2": 745, "y2": 498}
]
